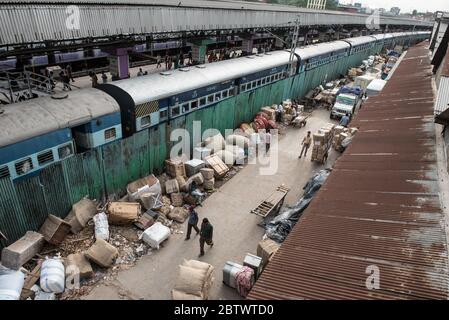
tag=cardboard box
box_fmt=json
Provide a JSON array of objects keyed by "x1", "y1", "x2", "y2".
[
  {"x1": 184, "y1": 159, "x2": 206, "y2": 177},
  {"x1": 165, "y1": 159, "x2": 186, "y2": 178},
  {"x1": 107, "y1": 202, "x2": 140, "y2": 225},
  {"x1": 39, "y1": 214, "x2": 71, "y2": 245}
]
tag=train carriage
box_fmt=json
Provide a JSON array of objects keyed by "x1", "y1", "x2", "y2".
[{"x1": 0, "y1": 89, "x2": 122, "y2": 180}]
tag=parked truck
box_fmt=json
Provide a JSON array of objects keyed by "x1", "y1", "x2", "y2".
[{"x1": 330, "y1": 93, "x2": 359, "y2": 119}]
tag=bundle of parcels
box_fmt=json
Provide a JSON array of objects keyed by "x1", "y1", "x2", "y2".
[
  {"x1": 172, "y1": 260, "x2": 215, "y2": 300},
  {"x1": 126, "y1": 174, "x2": 162, "y2": 210},
  {"x1": 311, "y1": 123, "x2": 335, "y2": 162},
  {"x1": 333, "y1": 126, "x2": 358, "y2": 151}
]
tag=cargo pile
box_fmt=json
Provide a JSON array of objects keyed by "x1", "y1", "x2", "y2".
[
  {"x1": 311, "y1": 123, "x2": 335, "y2": 163},
  {"x1": 172, "y1": 259, "x2": 214, "y2": 300},
  {"x1": 222, "y1": 238, "x2": 279, "y2": 298},
  {"x1": 333, "y1": 126, "x2": 359, "y2": 151}
]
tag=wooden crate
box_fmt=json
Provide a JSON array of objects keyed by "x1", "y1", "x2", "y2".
[
  {"x1": 39, "y1": 214, "x2": 72, "y2": 245},
  {"x1": 165, "y1": 159, "x2": 186, "y2": 178},
  {"x1": 204, "y1": 154, "x2": 229, "y2": 178}
]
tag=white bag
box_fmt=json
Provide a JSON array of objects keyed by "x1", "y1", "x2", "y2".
[
  {"x1": 40, "y1": 258, "x2": 65, "y2": 293},
  {"x1": 93, "y1": 212, "x2": 109, "y2": 241},
  {"x1": 0, "y1": 265, "x2": 25, "y2": 300},
  {"x1": 140, "y1": 222, "x2": 171, "y2": 249}
]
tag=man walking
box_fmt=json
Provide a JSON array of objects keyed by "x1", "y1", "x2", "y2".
[
  {"x1": 66, "y1": 64, "x2": 74, "y2": 82},
  {"x1": 185, "y1": 206, "x2": 200, "y2": 240},
  {"x1": 299, "y1": 131, "x2": 312, "y2": 159},
  {"x1": 199, "y1": 218, "x2": 214, "y2": 257},
  {"x1": 265, "y1": 129, "x2": 272, "y2": 152}
]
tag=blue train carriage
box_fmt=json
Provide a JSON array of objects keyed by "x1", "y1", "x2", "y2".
[
  {"x1": 0, "y1": 89, "x2": 122, "y2": 181},
  {"x1": 99, "y1": 51, "x2": 293, "y2": 137},
  {"x1": 370, "y1": 33, "x2": 394, "y2": 52},
  {"x1": 295, "y1": 41, "x2": 350, "y2": 95},
  {"x1": 342, "y1": 36, "x2": 378, "y2": 65}
]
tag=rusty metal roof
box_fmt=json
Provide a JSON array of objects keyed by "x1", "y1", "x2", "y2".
[{"x1": 248, "y1": 43, "x2": 449, "y2": 300}]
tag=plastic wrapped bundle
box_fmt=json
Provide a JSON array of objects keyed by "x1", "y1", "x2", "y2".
[
  {"x1": 235, "y1": 266, "x2": 255, "y2": 298},
  {"x1": 203, "y1": 133, "x2": 225, "y2": 153},
  {"x1": 0, "y1": 265, "x2": 25, "y2": 300},
  {"x1": 93, "y1": 212, "x2": 109, "y2": 241},
  {"x1": 226, "y1": 134, "x2": 249, "y2": 149},
  {"x1": 140, "y1": 222, "x2": 171, "y2": 250},
  {"x1": 40, "y1": 258, "x2": 65, "y2": 293}
]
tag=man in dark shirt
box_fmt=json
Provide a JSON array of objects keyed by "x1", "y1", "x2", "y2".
[
  {"x1": 185, "y1": 206, "x2": 200, "y2": 240},
  {"x1": 199, "y1": 218, "x2": 214, "y2": 257}
]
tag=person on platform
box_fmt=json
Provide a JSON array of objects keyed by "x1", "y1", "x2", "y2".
[
  {"x1": 101, "y1": 71, "x2": 108, "y2": 84},
  {"x1": 185, "y1": 206, "x2": 200, "y2": 241},
  {"x1": 299, "y1": 131, "x2": 312, "y2": 159},
  {"x1": 199, "y1": 218, "x2": 214, "y2": 257},
  {"x1": 340, "y1": 113, "x2": 350, "y2": 127},
  {"x1": 137, "y1": 68, "x2": 144, "y2": 76}
]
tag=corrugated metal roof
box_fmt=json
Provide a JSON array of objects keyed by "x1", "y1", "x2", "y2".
[
  {"x1": 0, "y1": 0, "x2": 434, "y2": 25},
  {"x1": 248, "y1": 42, "x2": 449, "y2": 300},
  {"x1": 435, "y1": 77, "x2": 449, "y2": 117},
  {"x1": 0, "y1": 1, "x2": 433, "y2": 46},
  {"x1": 0, "y1": 89, "x2": 120, "y2": 147}
]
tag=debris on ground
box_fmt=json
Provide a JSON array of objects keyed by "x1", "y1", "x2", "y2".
[{"x1": 264, "y1": 169, "x2": 332, "y2": 243}]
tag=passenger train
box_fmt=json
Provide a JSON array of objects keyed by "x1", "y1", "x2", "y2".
[{"x1": 0, "y1": 31, "x2": 430, "y2": 181}]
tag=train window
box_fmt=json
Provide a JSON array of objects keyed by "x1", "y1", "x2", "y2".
[
  {"x1": 270, "y1": 75, "x2": 275, "y2": 82},
  {"x1": 240, "y1": 84, "x2": 246, "y2": 92},
  {"x1": 215, "y1": 93, "x2": 221, "y2": 101},
  {"x1": 182, "y1": 103, "x2": 190, "y2": 113},
  {"x1": 58, "y1": 143, "x2": 74, "y2": 160},
  {"x1": 228, "y1": 88, "x2": 235, "y2": 97},
  {"x1": 15, "y1": 157, "x2": 34, "y2": 176},
  {"x1": 207, "y1": 95, "x2": 214, "y2": 103},
  {"x1": 199, "y1": 97, "x2": 206, "y2": 107},
  {"x1": 261, "y1": 78, "x2": 266, "y2": 85},
  {"x1": 171, "y1": 107, "x2": 179, "y2": 117},
  {"x1": 222, "y1": 90, "x2": 228, "y2": 98},
  {"x1": 190, "y1": 101, "x2": 198, "y2": 109},
  {"x1": 104, "y1": 128, "x2": 117, "y2": 141},
  {"x1": 37, "y1": 150, "x2": 54, "y2": 166},
  {"x1": 160, "y1": 109, "x2": 168, "y2": 120},
  {"x1": 257, "y1": 80, "x2": 261, "y2": 86},
  {"x1": 141, "y1": 115, "x2": 151, "y2": 127},
  {"x1": 0, "y1": 165, "x2": 10, "y2": 179}
]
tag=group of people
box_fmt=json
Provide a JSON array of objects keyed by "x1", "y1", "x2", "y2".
[
  {"x1": 39, "y1": 64, "x2": 74, "y2": 92},
  {"x1": 156, "y1": 52, "x2": 194, "y2": 71},
  {"x1": 89, "y1": 70, "x2": 109, "y2": 87},
  {"x1": 275, "y1": 99, "x2": 301, "y2": 123},
  {"x1": 185, "y1": 205, "x2": 214, "y2": 257}
]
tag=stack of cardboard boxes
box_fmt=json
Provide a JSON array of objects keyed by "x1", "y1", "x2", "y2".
[
  {"x1": 332, "y1": 126, "x2": 358, "y2": 151},
  {"x1": 311, "y1": 123, "x2": 335, "y2": 163}
]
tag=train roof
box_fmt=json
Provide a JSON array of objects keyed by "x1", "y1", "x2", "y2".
[
  {"x1": 106, "y1": 50, "x2": 294, "y2": 105},
  {"x1": 343, "y1": 35, "x2": 379, "y2": 46},
  {"x1": 295, "y1": 41, "x2": 350, "y2": 61},
  {"x1": 106, "y1": 32, "x2": 428, "y2": 105},
  {"x1": 370, "y1": 33, "x2": 394, "y2": 40},
  {"x1": 0, "y1": 89, "x2": 120, "y2": 147}
]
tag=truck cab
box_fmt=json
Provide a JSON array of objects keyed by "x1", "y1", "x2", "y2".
[{"x1": 330, "y1": 93, "x2": 358, "y2": 119}]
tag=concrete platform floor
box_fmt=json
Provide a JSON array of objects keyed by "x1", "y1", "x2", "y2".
[{"x1": 83, "y1": 108, "x2": 340, "y2": 300}]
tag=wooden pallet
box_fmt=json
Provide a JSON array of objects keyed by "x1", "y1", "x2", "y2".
[
  {"x1": 251, "y1": 185, "x2": 290, "y2": 217},
  {"x1": 204, "y1": 154, "x2": 229, "y2": 178}
]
